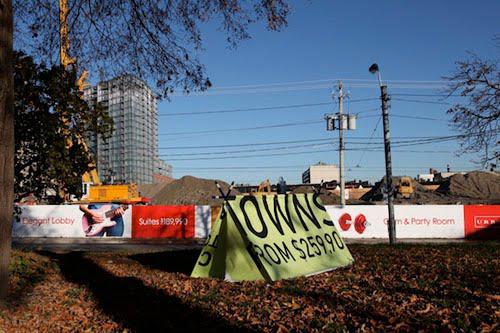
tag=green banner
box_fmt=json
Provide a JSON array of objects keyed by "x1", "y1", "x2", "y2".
[{"x1": 192, "y1": 193, "x2": 353, "y2": 281}]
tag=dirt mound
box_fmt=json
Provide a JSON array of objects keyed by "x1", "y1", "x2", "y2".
[
  {"x1": 291, "y1": 185, "x2": 340, "y2": 205},
  {"x1": 318, "y1": 192, "x2": 340, "y2": 205},
  {"x1": 437, "y1": 171, "x2": 500, "y2": 200},
  {"x1": 138, "y1": 183, "x2": 171, "y2": 198},
  {"x1": 360, "y1": 172, "x2": 500, "y2": 205},
  {"x1": 153, "y1": 175, "x2": 239, "y2": 206},
  {"x1": 291, "y1": 185, "x2": 316, "y2": 194}
]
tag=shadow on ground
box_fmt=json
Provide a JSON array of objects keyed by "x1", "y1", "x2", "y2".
[
  {"x1": 41, "y1": 251, "x2": 253, "y2": 333},
  {"x1": 4, "y1": 252, "x2": 53, "y2": 308},
  {"x1": 129, "y1": 249, "x2": 202, "y2": 275}
]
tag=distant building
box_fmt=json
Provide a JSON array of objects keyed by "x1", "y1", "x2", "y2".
[
  {"x1": 302, "y1": 162, "x2": 340, "y2": 184},
  {"x1": 156, "y1": 158, "x2": 172, "y2": 177},
  {"x1": 154, "y1": 158, "x2": 173, "y2": 183},
  {"x1": 435, "y1": 171, "x2": 466, "y2": 181},
  {"x1": 84, "y1": 74, "x2": 171, "y2": 184},
  {"x1": 418, "y1": 174, "x2": 435, "y2": 182}
]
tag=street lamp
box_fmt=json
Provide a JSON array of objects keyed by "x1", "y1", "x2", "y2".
[
  {"x1": 369, "y1": 63, "x2": 382, "y2": 86},
  {"x1": 369, "y1": 63, "x2": 396, "y2": 245}
]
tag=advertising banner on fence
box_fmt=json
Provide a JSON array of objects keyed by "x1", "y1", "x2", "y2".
[
  {"x1": 195, "y1": 206, "x2": 212, "y2": 239},
  {"x1": 132, "y1": 205, "x2": 195, "y2": 238},
  {"x1": 191, "y1": 194, "x2": 354, "y2": 282},
  {"x1": 463, "y1": 205, "x2": 500, "y2": 240},
  {"x1": 13, "y1": 204, "x2": 132, "y2": 238},
  {"x1": 325, "y1": 205, "x2": 464, "y2": 238}
]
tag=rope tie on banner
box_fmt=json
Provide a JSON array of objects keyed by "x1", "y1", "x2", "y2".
[{"x1": 213, "y1": 181, "x2": 235, "y2": 219}]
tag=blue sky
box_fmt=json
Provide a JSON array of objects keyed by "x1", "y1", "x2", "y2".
[{"x1": 158, "y1": 0, "x2": 499, "y2": 185}]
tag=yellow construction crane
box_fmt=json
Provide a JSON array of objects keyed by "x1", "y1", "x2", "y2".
[
  {"x1": 59, "y1": 0, "x2": 88, "y2": 90},
  {"x1": 59, "y1": 0, "x2": 147, "y2": 204}
]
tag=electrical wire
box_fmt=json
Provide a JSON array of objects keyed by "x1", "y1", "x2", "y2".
[
  {"x1": 159, "y1": 131, "x2": 499, "y2": 160},
  {"x1": 161, "y1": 147, "x2": 455, "y2": 161},
  {"x1": 158, "y1": 107, "x2": 381, "y2": 136},
  {"x1": 158, "y1": 133, "x2": 476, "y2": 150},
  {"x1": 169, "y1": 79, "x2": 452, "y2": 96},
  {"x1": 158, "y1": 120, "x2": 323, "y2": 136},
  {"x1": 355, "y1": 115, "x2": 382, "y2": 167},
  {"x1": 159, "y1": 99, "x2": 379, "y2": 117},
  {"x1": 158, "y1": 137, "x2": 334, "y2": 150},
  {"x1": 391, "y1": 98, "x2": 450, "y2": 105}
]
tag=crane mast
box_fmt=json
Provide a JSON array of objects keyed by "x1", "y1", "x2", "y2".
[
  {"x1": 57, "y1": 0, "x2": 147, "y2": 204},
  {"x1": 59, "y1": 0, "x2": 100, "y2": 189}
]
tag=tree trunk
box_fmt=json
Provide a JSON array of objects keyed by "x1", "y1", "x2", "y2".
[{"x1": 0, "y1": 0, "x2": 14, "y2": 299}]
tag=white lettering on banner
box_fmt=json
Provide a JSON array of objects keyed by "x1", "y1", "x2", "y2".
[
  {"x1": 325, "y1": 205, "x2": 465, "y2": 239},
  {"x1": 138, "y1": 217, "x2": 189, "y2": 226},
  {"x1": 474, "y1": 216, "x2": 499, "y2": 229}
]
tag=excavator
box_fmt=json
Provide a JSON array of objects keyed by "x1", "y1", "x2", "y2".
[
  {"x1": 59, "y1": 0, "x2": 148, "y2": 204},
  {"x1": 395, "y1": 176, "x2": 414, "y2": 199},
  {"x1": 252, "y1": 179, "x2": 273, "y2": 195}
]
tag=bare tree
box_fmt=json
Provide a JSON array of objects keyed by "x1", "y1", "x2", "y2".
[
  {"x1": 14, "y1": 0, "x2": 291, "y2": 98},
  {"x1": 1, "y1": 0, "x2": 293, "y2": 298},
  {"x1": 445, "y1": 47, "x2": 499, "y2": 168}
]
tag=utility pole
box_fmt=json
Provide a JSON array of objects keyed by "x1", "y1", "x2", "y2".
[
  {"x1": 338, "y1": 82, "x2": 346, "y2": 206},
  {"x1": 381, "y1": 85, "x2": 396, "y2": 244},
  {"x1": 369, "y1": 63, "x2": 396, "y2": 244},
  {"x1": 325, "y1": 81, "x2": 356, "y2": 207}
]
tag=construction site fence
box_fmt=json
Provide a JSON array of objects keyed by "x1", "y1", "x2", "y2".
[{"x1": 12, "y1": 204, "x2": 499, "y2": 240}]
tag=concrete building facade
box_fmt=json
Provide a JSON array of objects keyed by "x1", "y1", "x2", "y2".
[
  {"x1": 84, "y1": 75, "x2": 172, "y2": 184},
  {"x1": 302, "y1": 162, "x2": 340, "y2": 184}
]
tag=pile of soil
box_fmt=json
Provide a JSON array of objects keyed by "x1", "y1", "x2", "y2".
[
  {"x1": 291, "y1": 185, "x2": 316, "y2": 194},
  {"x1": 152, "y1": 175, "x2": 239, "y2": 206},
  {"x1": 138, "y1": 183, "x2": 171, "y2": 198},
  {"x1": 436, "y1": 171, "x2": 500, "y2": 200},
  {"x1": 361, "y1": 172, "x2": 500, "y2": 205},
  {"x1": 291, "y1": 185, "x2": 340, "y2": 205}
]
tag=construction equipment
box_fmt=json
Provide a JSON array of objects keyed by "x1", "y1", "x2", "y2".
[
  {"x1": 59, "y1": 0, "x2": 148, "y2": 204},
  {"x1": 253, "y1": 179, "x2": 273, "y2": 195},
  {"x1": 395, "y1": 177, "x2": 414, "y2": 199}
]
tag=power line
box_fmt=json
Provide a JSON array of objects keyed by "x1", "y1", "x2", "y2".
[
  {"x1": 174, "y1": 165, "x2": 471, "y2": 171},
  {"x1": 359, "y1": 114, "x2": 445, "y2": 121},
  {"x1": 392, "y1": 98, "x2": 450, "y2": 105},
  {"x1": 356, "y1": 115, "x2": 382, "y2": 167},
  {"x1": 159, "y1": 99, "x2": 379, "y2": 117},
  {"x1": 158, "y1": 108, "x2": 382, "y2": 136},
  {"x1": 161, "y1": 147, "x2": 455, "y2": 161},
  {"x1": 174, "y1": 166, "x2": 308, "y2": 170},
  {"x1": 169, "y1": 79, "x2": 452, "y2": 96},
  {"x1": 175, "y1": 79, "x2": 451, "y2": 91},
  {"x1": 159, "y1": 120, "x2": 323, "y2": 136},
  {"x1": 159, "y1": 137, "x2": 334, "y2": 150},
  {"x1": 392, "y1": 93, "x2": 462, "y2": 97},
  {"x1": 159, "y1": 131, "x2": 500, "y2": 160},
  {"x1": 158, "y1": 134, "x2": 472, "y2": 150},
  {"x1": 161, "y1": 135, "x2": 462, "y2": 160},
  {"x1": 162, "y1": 142, "x2": 333, "y2": 157},
  {"x1": 160, "y1": 102, "x2": 329, "y2": 117}
]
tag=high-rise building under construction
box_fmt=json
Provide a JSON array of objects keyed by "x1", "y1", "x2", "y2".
[{"x1": 84, "y1": 74, "x2": 171, "y2": 184}]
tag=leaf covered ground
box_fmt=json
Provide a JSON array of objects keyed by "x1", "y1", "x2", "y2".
[{"x1": 0, "y1": 243, "x2": 498, "y2": 332}]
